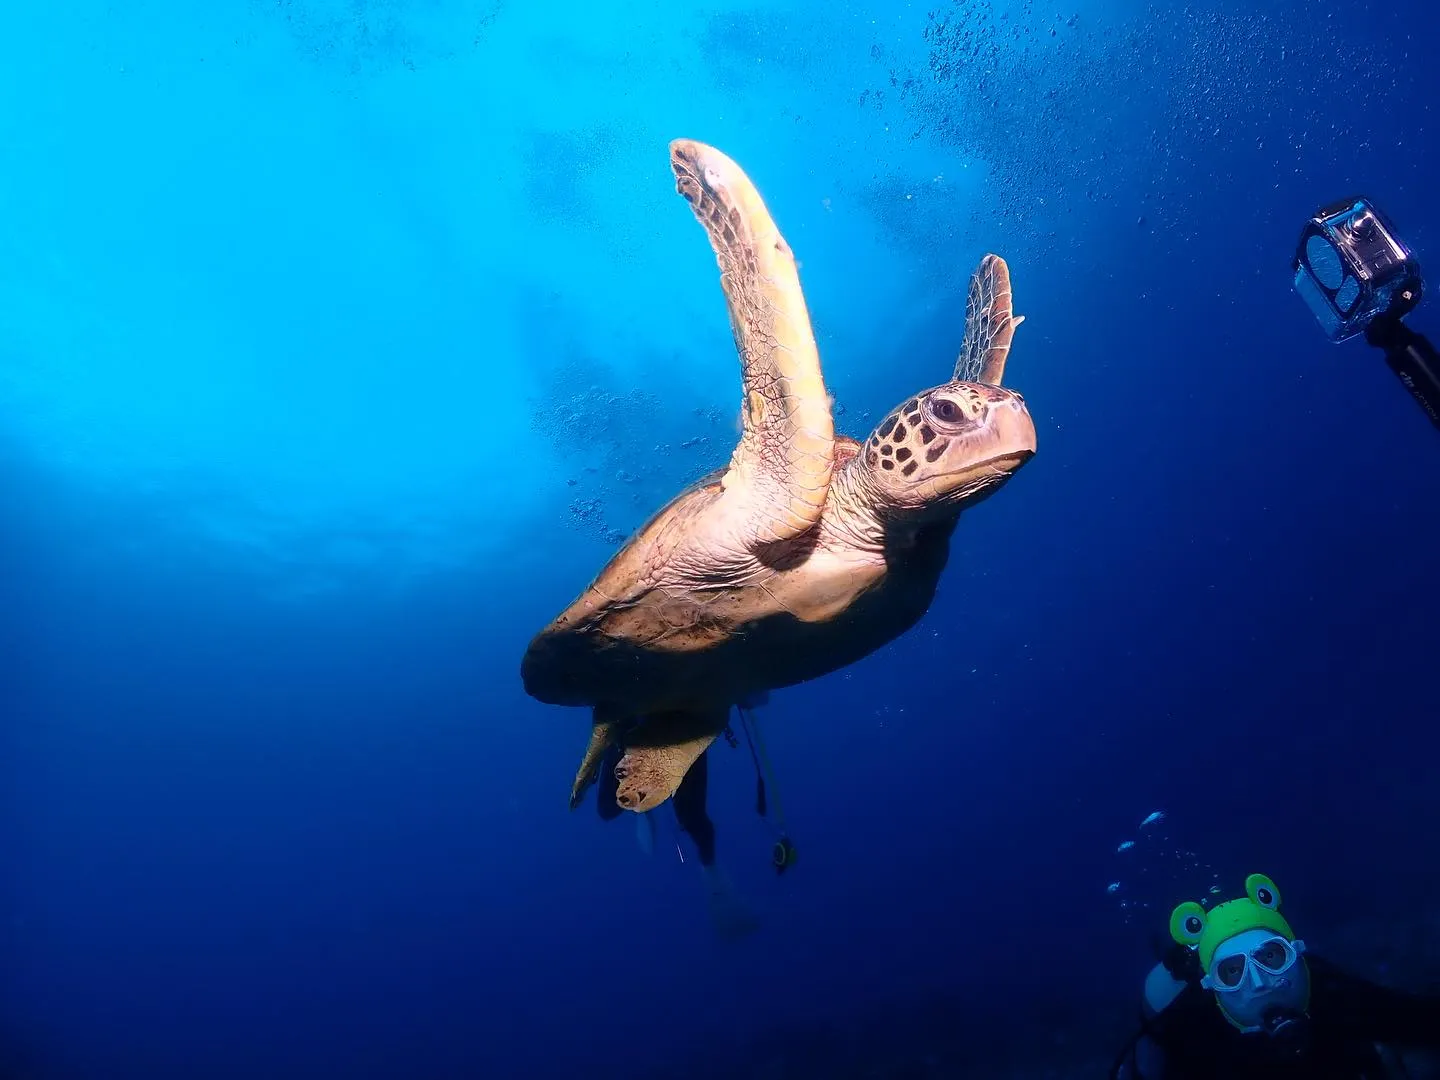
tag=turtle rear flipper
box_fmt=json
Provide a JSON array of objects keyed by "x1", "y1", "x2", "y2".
[
  {"x1": 953, "y1": 254, "x2": 1025, "y2": 386},
  {"x1": 612, "y1": 705, "x2": 728, "y2": 813},
  {"x1": 569, "y1": 715, "x2": 619, "y2": 810},
  {"x1": 670, "y1": 139, "x2": 836, "y2": 549}
]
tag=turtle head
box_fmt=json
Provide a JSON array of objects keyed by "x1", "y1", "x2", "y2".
[{"x1": 857, "y1": 381, "x2": 1036, "y2": 519}]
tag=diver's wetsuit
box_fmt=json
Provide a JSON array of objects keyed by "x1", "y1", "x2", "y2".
[
  {"x1": 1124, "y1": 955, "x2": 1440, "y2": 1080},
  {"x1": 595, "y1": 743, "x2": 717, "y2": 866}
]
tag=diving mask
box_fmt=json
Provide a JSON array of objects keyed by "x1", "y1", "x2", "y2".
[{"x1": 1202, "y1": 930, "x2": 1306, "y2": 992}]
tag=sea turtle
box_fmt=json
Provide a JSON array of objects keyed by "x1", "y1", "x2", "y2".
[{"x1": 521, "y1": 139, "x2": 1038, "y2": 814}]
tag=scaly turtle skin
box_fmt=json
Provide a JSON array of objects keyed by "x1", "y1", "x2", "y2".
[{"x1": 523, "y1": 139, "x2": 1038, "y2": 814}]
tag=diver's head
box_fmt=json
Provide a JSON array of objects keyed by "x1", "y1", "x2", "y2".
[
  {"x1": 1204, "y1": 927, "x2": 1311, "y2": 1040},
  {"x1": 1169, "y1": 873, "x2": 1311, "y2": 1037}
]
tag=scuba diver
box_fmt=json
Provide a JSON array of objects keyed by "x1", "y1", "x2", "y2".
[
  {"x1": 589, "y1": 694, "x2": 798, "y2": 942},
  {"x1": 594, "y1": 738, "x2": 759, "y2": 941},
  {"x1": 1112, "y1": 873, "x2": 1440, "y2": 1080},
  {"x1": 584, "y1": 693, "x2": 798, "y2": 940}
]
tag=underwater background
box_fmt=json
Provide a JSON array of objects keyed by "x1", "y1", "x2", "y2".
[{"x1": 3, "y1": 0, "x2": 1439, "y2": 1076}]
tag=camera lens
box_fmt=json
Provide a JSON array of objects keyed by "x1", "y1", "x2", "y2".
[{"x1": 1305, "y1": 234, "x2": 1345, "y2": 290}]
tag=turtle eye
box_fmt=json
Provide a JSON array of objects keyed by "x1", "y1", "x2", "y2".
[{"x1": 928, "y1": 397, "x2": 962, "y2": 424}]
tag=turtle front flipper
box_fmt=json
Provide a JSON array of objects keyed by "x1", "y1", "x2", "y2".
[
  {"x1": 569, "y1": 714, "x2": 618, "y2": 810},
  {"x1": 670, "y1": 139, "x2": 836, "y2": 548},
  {"x1": 612, "y1": 705, "x2": 728, "y2": 813},
  {"x1": 952, "y1": 254, "x2": 1025, "y2": 386}
]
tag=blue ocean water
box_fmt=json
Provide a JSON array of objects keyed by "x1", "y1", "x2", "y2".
[{"x1": 2, "y1": 0, "x2": 1439, "y2": 1076}]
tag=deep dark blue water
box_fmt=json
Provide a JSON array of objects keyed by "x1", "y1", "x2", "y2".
[{"x1": 3, "y1": 0, "x2": 1439, "y2": 1077}]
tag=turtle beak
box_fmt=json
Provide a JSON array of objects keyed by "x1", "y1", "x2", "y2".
[
  {"x1": 983, "y1": 387, "x2": 1037, "y2": 464},
  {"x1": 930, "y1": 383, "x2": 1036, "y2": 505}
]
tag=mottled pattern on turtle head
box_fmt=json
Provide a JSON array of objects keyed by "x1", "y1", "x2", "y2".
[{"x1": 860, "y1": 381, "x2": 1036, "y2": 516}]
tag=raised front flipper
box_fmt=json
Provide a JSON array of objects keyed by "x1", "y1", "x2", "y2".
[
  {"x1": 953, "y1": 254, "x2": 1025, "y2": 386},
  {"x1": 670, "y1": 139, "x2": 835, "y2": 549}
]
